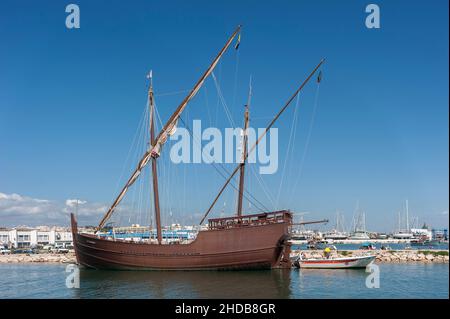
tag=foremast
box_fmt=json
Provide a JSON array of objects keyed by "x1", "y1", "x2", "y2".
[{"x1": 147, "y1": 72, "x2": 162, "y2": 244}]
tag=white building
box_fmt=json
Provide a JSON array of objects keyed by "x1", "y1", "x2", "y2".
[{"x1": 0, "y1": 226, "x2": 72, "y2": 248}]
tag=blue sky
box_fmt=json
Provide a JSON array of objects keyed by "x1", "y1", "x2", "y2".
[{"x1": 0, "y1": 0, "x2": 448, "y2": 231}]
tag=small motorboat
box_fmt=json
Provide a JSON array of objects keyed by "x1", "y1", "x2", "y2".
[{"x1": 294, "y1": 254, "x2": 376, "y2": 269}]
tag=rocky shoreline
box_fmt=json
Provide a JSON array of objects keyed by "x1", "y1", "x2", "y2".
[
  {"x1": 0, "y1": 250, "x2": 448, "y2": 264},
  {"x1": 290, "y1": 249, "x2": 449, "y2": 263},
  {"x1": 0, "y1": 252, "x2": 76, "y2": 264}
]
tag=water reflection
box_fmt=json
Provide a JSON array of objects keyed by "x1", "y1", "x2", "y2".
[
  {"x1": 76, "y1": 268, "x2": 292, "y2": 299},
  {"x1": 291, "y1": 267, "x2": 372, "y2": 299},
  {"x1": 0, "y1": 263, "x2": 447, "y2": 299}
]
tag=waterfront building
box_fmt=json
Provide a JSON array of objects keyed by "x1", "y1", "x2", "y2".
[{"x1": 0, "y1": 226, "x2": 73, "y2": 248}]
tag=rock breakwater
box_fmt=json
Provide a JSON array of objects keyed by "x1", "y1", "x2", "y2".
[
  {"x1": 0, "y1": 253, "x2": 76, "y2": 264},
  {"x1": 290, "y1": 249, "x2": 449, "y2": 263}
]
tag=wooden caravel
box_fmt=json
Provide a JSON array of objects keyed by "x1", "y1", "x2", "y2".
[
  {"x1": 71, "y1": 211, "x2": 293, "y2": 270},
  {"x1": 70, "y1": 26, "x2": 324, "y2": 271}
]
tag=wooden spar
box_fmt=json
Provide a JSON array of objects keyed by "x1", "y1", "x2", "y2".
[
  {"x1": 153, "y1": 25, "x2": 241, "y2": 147},
  {"x1": 148, "y1": 75, "x2": 162, "y2": 244},
  {"x1": 96, "y1": 26, "x2": 241, "y2": 231},
  {"x1": 291, "y1": 219, "x2": 329, "y2": 226},
  {"x1": 236, "y1": 79, "x2": 252, "y2": 216},
  {"x1": 200, "y1": 59, "x2": 325, "y2": 225}
]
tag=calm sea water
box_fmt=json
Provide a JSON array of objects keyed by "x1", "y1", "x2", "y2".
[{"x1": 0, "y1": 263, "x2": 448, "y2": 299}]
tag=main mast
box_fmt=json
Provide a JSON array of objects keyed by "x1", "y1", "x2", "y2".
[
  {"x1": 96, "y1": 26, "x2": 241, "y2": 231},
  {"x1": 236, "y1": 80, "x2": 252, "y2": 216},
  {"x1": 148, "y1": 71, "x2": 162, "y2": 244}
]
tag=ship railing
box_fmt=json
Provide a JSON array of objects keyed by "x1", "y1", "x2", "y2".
[{"x1": 208, "y1": 210, "x2": 292, "y2": 230}]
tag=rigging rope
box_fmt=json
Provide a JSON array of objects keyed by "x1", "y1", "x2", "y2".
[
  {"x1": 288, "y1": 81, "x2": 321, "y2": 206},
  {"x1": 249, "y1": 163, "x2": 277, "y2": 209},
  {"x1": 211, "y1": 72, "x2": 236, "y2": 127},
  {"x1": 154, "y1": 89, "x2": 191, "y2": 97},
  {"x1": 231, "y1": 48, "x2": 240, "y2": 112},
  {"x1": 276, "y1": 93, "x2": 301, "y2": 207},
  {"x1": 128, "y1": 103, "x2": 148, "y2": 226},
  {"x1": 210, "y1": 71, "x2": 276, "y2": 212},
  {"x1": 113, "y1": 104, "x2": 148, "y2": 196},
  {"x1": 177, "y1": 115, "x2": 270, "y2": 213},
  {"x1": 214, "y1": 62, "x2": 223, "y2": 128}
]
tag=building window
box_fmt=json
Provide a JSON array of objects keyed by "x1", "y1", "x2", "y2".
[
  {"x1": 18, "y1": 235, "x2": 30, "y2": 241},
  {"x1": 38, "y1": 235, "x2": 49, "y2": 242}
]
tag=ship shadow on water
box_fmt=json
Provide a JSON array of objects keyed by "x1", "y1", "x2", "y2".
[{"x1": 75, "y1": 268, "x2": 292, "y2": 299}]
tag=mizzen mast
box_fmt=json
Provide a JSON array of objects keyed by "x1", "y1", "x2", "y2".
[
  {"x1": 147, "y1": 71, "x2": 162, "y2": 244},
  {"x1": 200, "y1": 59, "x2": 325, "y2": 225},
  {"x1": 236, "y1": 78, "x2": 252, "y2": 216}
]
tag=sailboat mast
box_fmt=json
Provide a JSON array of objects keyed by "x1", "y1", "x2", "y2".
[
  {"x1": 148, "y1": 72, "x2": 162, "y2": 244},
  {"x1": 335, "y1": 210, "x2": 340, "y2": 231},
  {"x1": 236, "y1": 79, "x2": 252, "y2": 216},
  {"x1": 406, "y1": 199, "x2": 409, "y2": 232}
]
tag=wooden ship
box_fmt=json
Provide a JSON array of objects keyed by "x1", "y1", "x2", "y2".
[{"x1": 71, "y1": 26, "x2": 324, "y2": 270}]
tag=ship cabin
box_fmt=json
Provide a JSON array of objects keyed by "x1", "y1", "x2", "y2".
[{"x1": 208, "y1": 210, "x2": 292, "y2": 230}]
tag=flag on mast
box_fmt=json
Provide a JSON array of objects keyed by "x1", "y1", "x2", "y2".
[{"x1": 235, "y1": 34, "x2": 241, "y2": 50}]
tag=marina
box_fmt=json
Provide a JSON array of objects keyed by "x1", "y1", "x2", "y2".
[
  {"x1": 0, "y1": 0, "x2": 448, "y2": 303},
  {"x1": 290, "y1": 240, "x2": 449, "y2": 249}
]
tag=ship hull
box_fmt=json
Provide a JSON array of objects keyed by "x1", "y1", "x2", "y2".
[{"x1": 71, "y1": 213, "x2": 292, "y2": 270}]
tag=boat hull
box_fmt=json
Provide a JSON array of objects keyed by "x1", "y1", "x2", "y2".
[
  {"x1": 295, "y1": 255, "x2": 376, "y2": 269},
  {"x1": 71, "y1": 213, "x2": 292, "y2": 270}
]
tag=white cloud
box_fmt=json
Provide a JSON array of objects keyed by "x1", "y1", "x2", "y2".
[
  {"x1": 0, "y1": 192, "x2": 53, "y2": 216},
  {"x1": 65, "y1": 199, "x2": 87, "y2": 207},
  {"x1": 1, "y1": 192, "x2": 200, "y2": 227},
  {"x1": 0, "y1": 192, "x2": 108, "y2": 227},
  {"x1": 0, "y1": 193, "x2": 22, "y2": 201}
]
